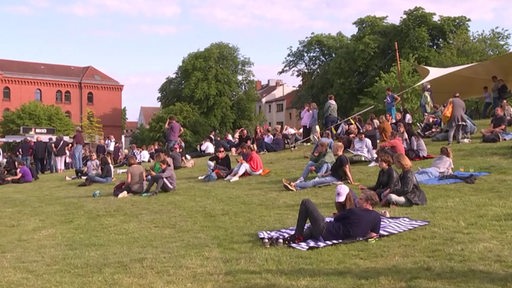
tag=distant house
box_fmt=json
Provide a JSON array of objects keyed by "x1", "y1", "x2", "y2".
[
  {"x1": 0, "y1": 58, "x2": 123, "y2": 139},
  {"x1": 256, "y1": 79, "x2": 299, "y2": 130},
  {"x1": 137, "y1": 106, "x2": 160, "y2": 128},
  {"x1": 123, "y1": 120, "x2": 139, "y2": 147}
]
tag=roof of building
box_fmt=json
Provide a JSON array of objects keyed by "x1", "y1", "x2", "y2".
[
  {"x1": 265, "y1": 89, "x2": 298, "y2": 108},
  {"x1": 0, "y1": 59, "x2": 121, "y2": 85},
  {"x1": 138, "y1": 106, "x2": 160, "y2": 126}
]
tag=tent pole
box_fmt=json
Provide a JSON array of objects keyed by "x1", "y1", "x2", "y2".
[{"x1": 395, "y1": 41, "x2": 404, "y2": 109}]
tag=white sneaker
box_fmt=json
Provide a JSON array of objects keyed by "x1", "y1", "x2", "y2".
[
  {"x1": 224, "y1": 175, "x2": 233, "y2": 181},
  {"x1": 117, "y1": 191, "x2": 128, "y2": 198},
  {"x1": 65, "y1": 176, "x2": 72, "y2": 181},
  {"x1": 198, "y1": 175, "x2": 206, "y2": 180},
  {"x1": 368, "y1": 161, "x2": 379, "y2": 167},
  {"x1": 229, "y1": 176, "x2": 240, "y2": 182}
]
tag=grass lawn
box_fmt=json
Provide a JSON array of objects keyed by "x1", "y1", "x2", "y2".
[{"x1": 1, "y1": 119, "x2": 512, "y2": 288}]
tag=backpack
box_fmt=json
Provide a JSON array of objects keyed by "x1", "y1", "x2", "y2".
[{"x1": 482, "y1": 132, "x2": 501, "y2": 143}]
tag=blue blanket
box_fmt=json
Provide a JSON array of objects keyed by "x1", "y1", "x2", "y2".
[
  {"x1": 258, "y1": 216, "x2": 429, "y2": 251},
  {"x1": 417, "y1": 171, "x2": 489, "y2": 185}
]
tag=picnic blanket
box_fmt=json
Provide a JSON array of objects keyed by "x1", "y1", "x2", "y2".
[
  {"x1": 417, "y1": 171, "x2": 489, "y2": 185},
  {"x1": 257, "y1": 216, "x2": 429, "y2": 251}
]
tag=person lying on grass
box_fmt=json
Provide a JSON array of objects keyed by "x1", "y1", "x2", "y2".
[
  {"x1": 380, "y1": 153, "x2": 427, "y2": 207},
  {"x1": 414, "y1": 146, "x2": 454, "y2": 182},
  {"x1": 282, "y1": 142, "x2": 354, "y2": 191},
  {"x1": 285, "y1": 188, "x2": 381, "y2": 244}
]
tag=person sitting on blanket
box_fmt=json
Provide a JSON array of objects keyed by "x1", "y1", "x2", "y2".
[
  {"x1": 285, "y1": 189, "x2": 381, "y2": 243},
  {"x1": 225, "y1": 143, "x2": 263, "y2": 182},
  {"x1": 381, "y1": 153, "x2": 427, "y2": 207},
  {"x1": 358, "y1": 153, "x2": 399, "y2": 201},
  {"x1": 292, "y1": 141, "x2": 335, "y2": 184},
  {"x1": 348, "y1": 130, "x2": 376, "y2": 163},
  {"x1": 407, "y1": 131, "x2": 428, "y2": 160},
  {"x1": 414, "y1": 146, "x2": 453, "y2": 182},
  {"x1": 142, "y1": 158, "x2": 176, "y2": 195},
  {"x1": 282, "y1": 142, "x2": 354, "y2": 191},
  {"x1": 198, "y1": 146, "x2": 232, "y2": 182}
]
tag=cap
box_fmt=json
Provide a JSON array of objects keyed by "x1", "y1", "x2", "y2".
[{"x1": 335, "y1": 184, "x2": 350, "y2": 202}]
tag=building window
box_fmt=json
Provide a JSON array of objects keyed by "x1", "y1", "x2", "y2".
[
  {"x1": 87, "y1": 92, "x2": 94, "y2": 105},
  {"x1": 65, "y1": 111, "x2": 72, "y2": 119},
  {"x1": 35, "y1": 88, "x2": 42, "y2": 102},
  {"x1": 268, "y1": 104, "x2": 271, "y2": 113},
  {"x1": 3, "y1": 86, "x2": 11, "y2": 101},
  {"x1": 277, "y1": 103, "x2": 284, "y2": 112},
  {"x1": 276, "y1": 121, "x2": 284, "y2": 130},
  {"x1": 289, "y1": 113, "x2": 292, "y2": 120},
  {"x1": 64, "y1": 91, "x2": 71, "y2": 103},
  {"x1": 56, "y1": 90, "x2": 63, "y2": 103}
]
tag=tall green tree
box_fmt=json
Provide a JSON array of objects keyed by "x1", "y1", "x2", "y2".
[
  {"x1": 0, "y1": 102, "x2": 74, "y2": 136},
  {"x1": 81, "y1": 109, "x2": 103, "y2": 143},
  {"x1": 158, "y1": 42, "x2": 258, "y2": 135}
]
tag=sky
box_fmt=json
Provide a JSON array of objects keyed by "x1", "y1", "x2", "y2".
[{"x1": 1, "y1": 0, "x2": 512, "y2": 121}]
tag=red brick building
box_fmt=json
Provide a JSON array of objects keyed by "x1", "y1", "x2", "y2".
[{"x1": 0, "y1": 59, "x2": 123, "y2": 139}]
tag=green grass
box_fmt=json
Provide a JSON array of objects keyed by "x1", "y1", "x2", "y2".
[{"x1": 1, "y1": 119, "x2": 512, "y2": 287}]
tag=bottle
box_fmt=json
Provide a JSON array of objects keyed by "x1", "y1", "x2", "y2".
[
  {"x1": 262, "y1": 238, "x2": 270, "y2": 248},
  {"x1": 92, "y1": 190, "x2": 101, "y2": 198}
]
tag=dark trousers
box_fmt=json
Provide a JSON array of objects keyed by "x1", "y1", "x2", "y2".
[
  {"x1": 302, "y1": 126, "x2": 311, "y2": 143},
  {"x1": 295, "y1": 199, "x2": 326, "y2": 240},
  {"x1": 145, "y1": 174, "x2": 173, "y2": 193},
  {"x1": 34, "y1": 157, "x2": 45, "y2": 174}
]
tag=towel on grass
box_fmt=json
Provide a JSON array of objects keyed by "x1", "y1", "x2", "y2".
[
  {"x1": 418, "y1": 171, "x2": 489, "y2": 185},
  {"x1": 257, "y1": 216, "x2": 429, "y2": 251}
]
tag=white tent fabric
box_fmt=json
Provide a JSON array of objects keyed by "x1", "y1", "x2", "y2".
[{"x1": 412, "y1": 52, "x2": 512, "y2": 105}]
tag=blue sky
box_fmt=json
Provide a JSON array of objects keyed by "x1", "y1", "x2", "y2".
[{"x1": 1, "y1": 0, "x2": 511, "y2": 120}]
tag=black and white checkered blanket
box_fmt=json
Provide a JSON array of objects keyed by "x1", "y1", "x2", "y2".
[{"x1": 257, "y1": 216, "x2": 429, "y2": 251}]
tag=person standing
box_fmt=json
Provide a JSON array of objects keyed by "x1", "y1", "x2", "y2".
[
  {"x1": 481, "y1": 86, "x2": 493, "y2": 119},
  {"x1": 33, "y1": 136, "x2": 47, "y2": 174},
  {"x1": 323, "y1": 94, "x2": 338, "y2": 131},
  {"x1": 384, "y1": 88, "x2": 401, "y2": 121},
  {"x1": 447, "y1": 92, "x2": 466, "y2": 145},
  {"x1": 300, "y1": 103, "x2": 312, "y2": 143},
  {"x1": 45, "y1": 137, "x2": 55, "y2": 173},
  {"x1": 309, "y1": 103, "x2": 319, "y2": 143},
  {"x1": 72, "y1": 127, "x2": 85, "y2": 179},
  {"x1": 420, "y1": 84, "x2": 434, "y2": 115},
  {"x1": 165, "y1": 115, "x2": 184, "y2": 152},
  {"x1": 18, "y1": 138, "x2": 32, "y2": 168}
]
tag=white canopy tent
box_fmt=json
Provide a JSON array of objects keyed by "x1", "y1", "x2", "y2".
[{"x1": 412, "y1": 52, "x2": 512, "y2": 105}]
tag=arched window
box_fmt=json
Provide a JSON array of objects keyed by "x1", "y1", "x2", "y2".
[
  {"x1": 64, "y1": 90, "x2": 71, "y2": 103},
  {"x1": 56, "y1": 90, "x2": 63, "y2": 103},
  {"x1": 65, "y1": 111, "x2": 72, "y2": 119},
  {"x1": 35, "y1": 88, "x2": 42, "y2": 101},
  {"x1": 3, "y1": 86, "x2": 11, "y2": 101},
  {"x1": 87, "y1": 92, "x2": 94, "y2": 105}
]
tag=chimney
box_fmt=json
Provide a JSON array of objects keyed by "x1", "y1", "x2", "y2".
[{"x1": 255, "y1": 80, "x2": 262, "y2": 91}]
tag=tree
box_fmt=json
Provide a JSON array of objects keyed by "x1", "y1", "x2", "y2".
[
  {"x1": 81, "y1": 109, "x2": 103, "y2": 143},
  {"x1": 121, "y1": 107, "x2": 127, "y2": 131},
  {"x1": 0, "y1": 102, "x2": 74, "y2": 136},
  {"x1": 157, "y1": 42, "x2": 258, "y2": 144}
]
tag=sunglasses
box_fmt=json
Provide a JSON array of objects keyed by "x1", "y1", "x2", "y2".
[{"x1": 217, "y1": 150, "x2": 225, "y2": 153}]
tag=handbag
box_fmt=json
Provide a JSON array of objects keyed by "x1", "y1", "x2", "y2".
[{"x1": 441, "y1": 100, "x2": 453, "y2": 124}]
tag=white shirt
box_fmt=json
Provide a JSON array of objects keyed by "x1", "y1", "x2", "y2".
[
  {"x1": 263, "y1": 134, "x2": 274, "y2": 144},
  {"x1": 351, "y1": 137, "x2": 376, "y2": 159},
  {"x1": 140, "y1": 150, "x2": 150, "y2": 162},
  {"x1": 200, "y1": 142, "x2": 215, "y2": 154}
]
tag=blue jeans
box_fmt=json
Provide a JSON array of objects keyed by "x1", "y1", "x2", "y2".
[
  {"x1": 415, "y1": 168, "x2": 440, "y2": 182},
  {"x1": 295, "y1": 175, "x2": 338, "y2": 190},
  {"x1": 21, "y1": 156, "x2": 31, "y2": 168},
  {"x1": 73, "y1": 144, "x2": 83, "y2": 170},
  {"x1": 300, "y1": 162, "x2": 331, "y2": 180},
  {"x1": 87, "y1": 175, "x2": 112, "y2": 184}
]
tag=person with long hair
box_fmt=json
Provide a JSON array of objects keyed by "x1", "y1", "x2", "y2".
[
  {"x1": 381, "y1": 153, "x2": 427, "y2": 207},
  {"x1": 414, "y1": 146, "x2": 453, "y2": 182}
]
